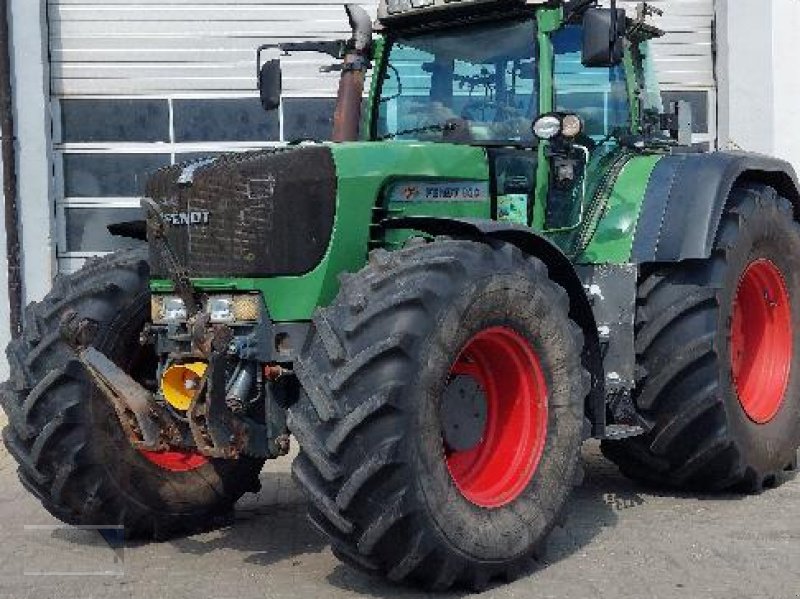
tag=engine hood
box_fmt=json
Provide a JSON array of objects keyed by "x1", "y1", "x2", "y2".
[{"x1": 145, "y1": 146, "x2": 337, "y2": 279}]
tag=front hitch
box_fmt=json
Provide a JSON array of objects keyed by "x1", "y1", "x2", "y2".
[
  {"x1": 60, "y1": 311, "x2": 183, "y2": 452},
  {"x1": 186, "y1": 325, "x2": 282, "y2": 459},
  {"x1": 61, "y1": 310, "x2": 289, "y2": 461}
]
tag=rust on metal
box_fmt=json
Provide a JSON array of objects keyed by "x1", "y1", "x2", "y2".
[
  {"x1": 77, "y1": 346, "x2": 182, "y2": 451},
  {"x1": 332, "y1": 51, "x2": 368, "y2": 142}
]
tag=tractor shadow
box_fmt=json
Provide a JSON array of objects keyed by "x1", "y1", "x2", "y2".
[
  {"x1": 165, "y1": 442, "x2": 646, "y2": 596},
  {"x1": 324, "y1": 442, "x2": 634, "y2": 597},
  {"x1": 167, "y1": 467, "x2": 330, "y2": 568},
  {"x1": 49, "y1": 439, "x2": 774, "y2": 594},
  {"x1": 160, "y1": 444, "x2": 630, "y2": 593}
]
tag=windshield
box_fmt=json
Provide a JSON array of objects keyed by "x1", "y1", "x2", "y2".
[{"x1": 376, "y1": 19, "x2": 538, "y2": 143}]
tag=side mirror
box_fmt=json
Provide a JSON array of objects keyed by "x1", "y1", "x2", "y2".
[
  {"x1": 259, "y1": 59, "x2": 282, "y2": 111},
  {"x1": 582, "y1": 7, "x2": 626, "y2": 68}
]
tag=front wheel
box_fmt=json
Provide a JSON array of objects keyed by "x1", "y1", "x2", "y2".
[
  {"x1": 288, "y1": 240, "x2": 589, "y2": 590},
  {"x1": 1, "y1": 248, "x2": 264, "y2": 538}
]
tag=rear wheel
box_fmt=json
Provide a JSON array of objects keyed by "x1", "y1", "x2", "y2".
[
  {"x1": 1, "y1": 248, "x2": 264, "y2": 538},
  {"x1": 603, "y1": 184, "x2": 800, "y2": 491},
  {"x1": 288, "y1": 240, "x2": 588, "y2": 590}
]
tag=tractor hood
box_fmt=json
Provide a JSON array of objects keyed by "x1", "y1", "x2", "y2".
[
  {"x1": 145, "y1": 146, "x2": 337, "y2": 279},
  {"x1": 147, "y1": 141, "x2": 490, "y2": 323}
]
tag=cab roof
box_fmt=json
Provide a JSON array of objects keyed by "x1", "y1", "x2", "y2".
[{"x1": 376, "y1": 0, "x2": 554, "y2": 29}]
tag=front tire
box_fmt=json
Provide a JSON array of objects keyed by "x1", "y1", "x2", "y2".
[
  {"x1": 288, "y1": 240, "x2": 588, "y2": 590},
  {"x1": 603, "y1": 184, "x2": 800, "y2": 491},
  {"x1": 1, "y1": 248, "x2": 264, "y2": 538}
]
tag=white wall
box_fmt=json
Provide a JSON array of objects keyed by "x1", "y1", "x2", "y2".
[
  {"x1": 0, "y1": 157, "x2": 9, "y2": 380},
  {"x1": 10, "y1": 0, "x2": 56, "y2": 307},
  {"x1": 718, "y1": 0, "x2": 800, "y2": 173},
  {"x1": 716, "y1": 0, "x2": 774, "y2": 154},
  {"x1": 0, "y1": 0, "x2": 55, "y2": 379},
  {"x1": 771, "y1": 0, "x2": 800, "y2": 169}
]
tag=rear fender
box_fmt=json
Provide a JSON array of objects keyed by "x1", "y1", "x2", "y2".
[{"x1": 632, "y1": 151, "x2": 800, "y2": 262}]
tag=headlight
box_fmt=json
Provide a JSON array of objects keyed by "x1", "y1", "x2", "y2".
[
  {"x1": 151, "y1": 294, "x2": 262, "y2": 324},
  {"x1": 532, "y1": 113, "x2": 584, "y2": 141},
  {"x1": 206, "y1": 294, "x2": 261, "y2": 324},
  {"x1": 207, "y1": 296, "x2": 235, "y2": 323},
  {"x1": 561, "y1": 114, "x2": 584, "y2": 138},
  {"x1": 151, "y1": 296, "x2": 188, "y2": 324}
]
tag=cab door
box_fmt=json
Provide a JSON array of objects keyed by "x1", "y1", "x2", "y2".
[{"x1": 540, "y1": 23, "x2": 632, "y2": 237}]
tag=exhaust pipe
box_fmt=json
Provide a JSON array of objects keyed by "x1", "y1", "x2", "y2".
[{"x1": 332, "y1": 4, "x2": 373, "y2": 142}]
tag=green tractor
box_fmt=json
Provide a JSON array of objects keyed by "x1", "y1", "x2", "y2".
[{"x1": 3, "y1": 0, "x2": 800, "y2": 590}]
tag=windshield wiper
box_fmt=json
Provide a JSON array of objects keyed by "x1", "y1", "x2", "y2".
[{"x1": 378, "y1": 121, "x2": 458, "y2": 141}]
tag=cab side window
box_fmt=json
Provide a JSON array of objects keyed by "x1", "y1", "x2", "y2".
[{"x1": 552, "y1": 24, "x2": 630, "y2": 141}]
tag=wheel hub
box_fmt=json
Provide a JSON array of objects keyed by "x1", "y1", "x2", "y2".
[
  {"x1": 443, "y1": 326, "x2": 548, "y2": 509},
  {"x1": 139, "y1": 450, "x2": 208, "y2": 472},
  {"x1": 441, "y1": 374, "x2": 488, "y2": 452},
  {"x1": 731, "y1": 258, "x2": 793, "y2": 424}
]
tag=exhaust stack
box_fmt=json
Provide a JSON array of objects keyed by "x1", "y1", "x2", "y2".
[{"x1": 332, "y1": 5, "x2": 373, "y2": 142}]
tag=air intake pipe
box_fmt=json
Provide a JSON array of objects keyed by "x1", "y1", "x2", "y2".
[{"x1": 332, "y1": 5, "x2": 373, "y2": 142}]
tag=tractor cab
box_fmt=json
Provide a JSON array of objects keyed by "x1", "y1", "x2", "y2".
[{"x1": 261, "y1": 0, "x2": 669, "y2": 237}]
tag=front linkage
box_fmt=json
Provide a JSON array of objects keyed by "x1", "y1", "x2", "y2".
[{"x1": 60, "y1": 297, "x2": 292, "y2": 462}]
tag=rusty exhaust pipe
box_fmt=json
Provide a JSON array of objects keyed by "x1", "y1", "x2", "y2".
[{"x1": 332, "y1": 5, "x2": 373, "y2": 142}]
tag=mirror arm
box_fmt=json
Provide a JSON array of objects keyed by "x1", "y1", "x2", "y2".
[
  {"x1": 256, "y1": 41, "x2": 347, "y2": 78},
  {"x1": 609, "y1": 0, "x2": 618, "y2": 44}
]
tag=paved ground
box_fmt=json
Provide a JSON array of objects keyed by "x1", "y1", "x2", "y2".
[{"x1": 0, "y1": 437, "x2": 798, "y2": 599}]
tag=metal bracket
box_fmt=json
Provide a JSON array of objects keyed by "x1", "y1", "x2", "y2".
[
  {"x1": 141, "y1": 197, "x2": 200, "y2": 316},
  {"x1": 578, "y1": 263, "x2": 638, "y2": 393},
  {"x1": 186, "y1": 327, "x2": 274, "y2": 459},
  {"x1": 61, "y1": 314, "x2": 182, "y2": 452},
  {"x1": 256, "y1": 40, "x2": 347, "y2": 78}
]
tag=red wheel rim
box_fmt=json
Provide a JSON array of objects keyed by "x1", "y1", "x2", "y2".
[
  {"x1": 139, "y1": 450, "x2": 208, "y2": 472},
  {"x1": 731, "y1": 258, "x2": 793, "y2": 424},
  {"x1": 444, "y1": 326, "x2": 548, "y2": 508}
]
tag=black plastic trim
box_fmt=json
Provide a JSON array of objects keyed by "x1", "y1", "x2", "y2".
[{"x1": 632, "y1": 151, "x2": 800, "y2": 262}]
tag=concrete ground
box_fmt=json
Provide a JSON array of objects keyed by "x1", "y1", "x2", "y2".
[{"x1": 0, "y1": 434, "x2": 798, "y2": 599}]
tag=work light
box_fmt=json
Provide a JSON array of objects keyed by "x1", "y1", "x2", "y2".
[
  {"x1": 533, "y1": 115, "x2": 561, "y2": 140},
  {"x1": 207, "y1": 295, "x2": 262, "y2": 324}
]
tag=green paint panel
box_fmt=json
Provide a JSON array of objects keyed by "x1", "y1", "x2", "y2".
[
  {"x1": 150, "y1": 7, "x2": 667, "y2": 324},
  {"x1": 577, "y1": 154, "x2": 662, "y2": 264},
  {"x1": 152, "y1": 142, "x2": 489, "y2": 322}
]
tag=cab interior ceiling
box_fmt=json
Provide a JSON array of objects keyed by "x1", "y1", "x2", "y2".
[{"x1": 402, "y1": 20, "x2": 536, "y2": 64}]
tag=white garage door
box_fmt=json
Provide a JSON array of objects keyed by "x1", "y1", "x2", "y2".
[{"x1": 49, "y1": 0, "x2": 715, "y2": 271}]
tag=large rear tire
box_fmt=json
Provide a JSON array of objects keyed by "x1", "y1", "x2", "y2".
[
  {"x1": 1, "y1": 248, "x2": 264, "y2": 538},
  {"x1": 288, "y1": 240, "x2": 588, "y2": 590},
  {"x1": 603, "y1": 184, "x2": 800, "y2": 491}
]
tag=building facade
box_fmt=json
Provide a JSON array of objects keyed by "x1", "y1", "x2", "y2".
[{"x1": 0, "y1": 0, "x2": 795, "y2": 376}]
